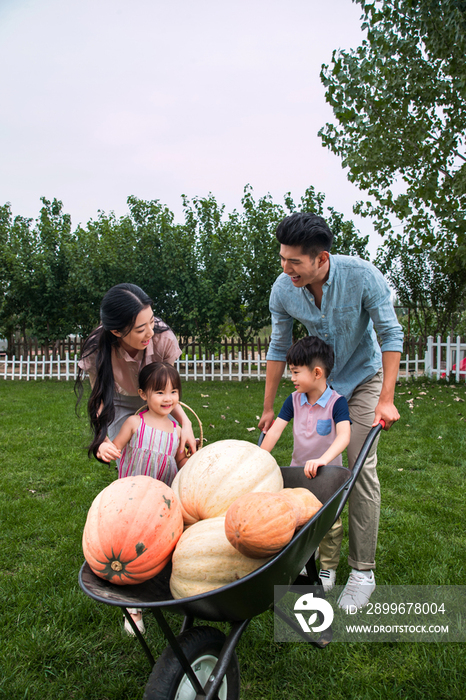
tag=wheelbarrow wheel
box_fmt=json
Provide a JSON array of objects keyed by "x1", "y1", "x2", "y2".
[{"x1": 143, "y1": 625, "x2": 240, "y2": 700}]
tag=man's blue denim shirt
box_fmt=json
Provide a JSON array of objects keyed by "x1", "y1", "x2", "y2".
[{"x1": 266, "y1": 254, "x2": 404, "y2": 399}]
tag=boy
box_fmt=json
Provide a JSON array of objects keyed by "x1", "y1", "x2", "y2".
[{"x1": 260, "y1": 335, "x2": 351, "y2": 591}]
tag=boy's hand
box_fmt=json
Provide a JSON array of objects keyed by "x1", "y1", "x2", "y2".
[
  {"x1": 304, "y1": 459, "x2": 326, "y2": 479},
  {"x1": 97, "y1": 441, "x2": 121, "y2": 463}
]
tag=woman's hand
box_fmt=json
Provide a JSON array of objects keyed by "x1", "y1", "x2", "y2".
[
  {"x1": 170, "y1": 404, "x2": 197, "y2": 455},
  {"x1": 97, "y1": 439, "x2": 121, "y2": 463},
  {"x1": 179, "y1": 422, "x2": 197, "y2": 456}
]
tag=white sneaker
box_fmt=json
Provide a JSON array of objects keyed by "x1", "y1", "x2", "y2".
[
  {"x1": 299, "y1": 548, "x2": 320, "y2": 576},
  {"x1": 319, "y1": 569, "x2": 336, "y2": 592},
  {"x1": 124, "y1": 608, "x2": 145, "y2": 636},
  {"x1": 337, "y1": 569, "x2": 376, "y2": 610}
]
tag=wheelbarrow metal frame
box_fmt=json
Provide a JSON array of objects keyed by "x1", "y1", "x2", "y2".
[{"x1": 78, "y1": 423, "x2": 383, "y2": 698}]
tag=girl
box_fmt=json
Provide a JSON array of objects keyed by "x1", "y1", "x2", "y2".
[
  {"x1": 75, "y1": 283, "x2": 196, "y2": 461},
  {"x1": 99, "y1": 361, "x2": 189, "y2": 636},
  {"x1": 99, "y1": 362, "x2": 189, "y2": 482}
]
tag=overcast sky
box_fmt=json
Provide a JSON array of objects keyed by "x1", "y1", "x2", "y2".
[{"x1": 0, "y1": 0, "x2": 382, "y2": 256}]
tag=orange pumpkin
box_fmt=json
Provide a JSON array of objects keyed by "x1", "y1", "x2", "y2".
[
  {"x1": 279, "y1": 488, "x2": 323, "y2": 528},
  {"x1": 224, "y1": 492, "x2": 298, "y2": 559},
  {"x1": 82, "y1": 475, "x2": 183, "y2": 585}
]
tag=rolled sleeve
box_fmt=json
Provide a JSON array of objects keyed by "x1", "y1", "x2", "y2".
[
  {"x1": 363, "y1": 267, "x2": 404, "y2": 353},
  {"x1": 78, "y1": 352, "x2": 97, "y2": 386},
  {"x1": 266, "y1": 283, "x2": 294, "y2": 361}
]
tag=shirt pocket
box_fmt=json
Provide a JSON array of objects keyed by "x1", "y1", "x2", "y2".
[{"x1": 316, "y1": 419, "x2": 332, "y2": 436}]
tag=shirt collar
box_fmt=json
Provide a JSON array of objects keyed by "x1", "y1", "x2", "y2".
[
  {"x1": 325, "y1": 254, "x2": 335, "y2": 287},
  {"x1": 114, "y1": 344, "x2": 144, "y2": 363},
  {"x1": 300, "y1": 384, "x2": 333, "y2": 407}
]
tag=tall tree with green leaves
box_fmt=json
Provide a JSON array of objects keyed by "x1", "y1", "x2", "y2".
[
  {"x1": 0, "y1": 198, "x2": 77, "y2": 348},
  {"x1": 30, "y1": 198, "x2": 76, "y2": 344},
  {"x1": 229, "y1": 186, "x2": 284, "y2": 341},
  {"x1": 0, "y1": 205, "x2": 36, "y2": 347},
  {"x1": 376, "y1": 236, "x2": 466, "y2": 342},
  {"x1": 179, "y1": 193, "x2": 243, "y2": 347},
  {"x1": 0, "y1": 188, "x2": 369, "y2": 349},
  {"x1": 319, "y1": 0, "x2": 466, "y2": 262}
]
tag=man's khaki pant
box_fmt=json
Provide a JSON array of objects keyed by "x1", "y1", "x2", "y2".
[{"x1": 318, "y1": 370, "x2": 383, "y2": 571}]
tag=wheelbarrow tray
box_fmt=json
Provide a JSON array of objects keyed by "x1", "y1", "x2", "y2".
[{"x1": 79, "y1": 463, "x2": 351, "y2": 622}]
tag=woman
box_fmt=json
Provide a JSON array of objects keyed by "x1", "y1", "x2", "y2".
[{"x1": 76, "y1": 283, "x2": 196, "y2": 462}]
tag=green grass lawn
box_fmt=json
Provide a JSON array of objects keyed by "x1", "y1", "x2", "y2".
[{"x1": 0, "y1": 378, "x2": 465, "y2": 699}]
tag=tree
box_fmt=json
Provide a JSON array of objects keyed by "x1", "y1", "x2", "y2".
[
  {"x1": 376, "y1": 236, "x2": 466, "y2": 342},
  {"x1": 0, "y1": 204, "x2": 36, "y2": 347},
  {"x1": 0, "y1": 188, "x2": 369, "y2": 349},
  {"x1": 229, "y1": 186, "x2": 284, "y2": 341},
  {"x1": 0, "y1": 198, "x2": 79, "y2": 349},
  {"x1": 68, "y1": 197, "x2": 177, "y2": 338},
  {"x1": 29, "y1": 198, "x2": 76, "y2": 344},
  {"x1": 319, "y1": 0, "x2": 466, "y2": 263}
]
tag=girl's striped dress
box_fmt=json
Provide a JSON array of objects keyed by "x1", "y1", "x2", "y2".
[{"x1": 118, "y1": 410, "x2": 179, "y2": 486}]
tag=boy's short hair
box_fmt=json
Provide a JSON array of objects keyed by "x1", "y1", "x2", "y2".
[
  {"x1": 286, "y1": 336, "x2": 334, "y2": 378},
  {"x1": 276, "y1": 212, "x2": 333, "y2": 258}
]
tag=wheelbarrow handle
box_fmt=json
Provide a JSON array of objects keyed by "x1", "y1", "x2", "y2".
[
  {"x1": 258, "y1": 420, "x2": 384, "y2": 456},
  {"x1": 332, "y1": 420, "x2": 385, "y2": 522},
  {"x1": 259, "y1": 419, "x2": 385, "y2": 522}
]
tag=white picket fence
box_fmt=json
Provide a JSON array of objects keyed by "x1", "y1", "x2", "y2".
[
  {"x1": 1, "y1": 336, "x2": 465, "y2": 382},
  {"x1": 0, "y1": 352, "x2": 270, "y2": 382},
  {"x1": 425, "y1": 335, "x2": 466, "y2": 381}
]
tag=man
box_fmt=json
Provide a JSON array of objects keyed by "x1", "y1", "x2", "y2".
[{"x1": 259, "y1": 212, "x2": 403, "y2": 609}]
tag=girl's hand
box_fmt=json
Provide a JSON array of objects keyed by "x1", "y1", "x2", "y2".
[
  {"x1": 304, "y1": 459, "x2": 326, "y2": 479},
  {"x1": 97, "y1": 440, "x2": 121, "y2": 463}
]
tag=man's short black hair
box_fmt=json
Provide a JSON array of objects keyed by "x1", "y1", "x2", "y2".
[
  {"x1": 286, "y1": 335, "x2": 334, "y2": 378},
  {"x1": 276, "y1": 212, "x2": 333, "y2": 258}
]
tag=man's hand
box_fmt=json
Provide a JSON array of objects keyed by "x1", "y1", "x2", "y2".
[
  {"x1": 97, "y1": 440, "x2": 121, "y2": 463},
  {"x1": 258, "y1": 408, "x2": 275, "y2": 433},
  {"x1": 373, "y1": 399, "x2": 400, "y2": 430},
  {"x1": 375, "y1": 351, "x2": 401, "y2": 430},
  {"x1": 259, "y1": 360, "x2": 286, "y2": 433}
]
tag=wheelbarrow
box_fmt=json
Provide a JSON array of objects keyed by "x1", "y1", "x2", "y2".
[{"x1": 79, "y1": 422, "x2": 384, "y2": 699}]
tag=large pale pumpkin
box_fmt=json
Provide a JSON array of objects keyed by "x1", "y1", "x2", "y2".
[
  {"x1": 170, "y1": 439, "x2": 283, "y2": 525},
  {"x1": 225, "y1": 492, "x2": 298, "y2": 558},
  {"x1": 279, "y1": 488, "x2": 323, "y2": 528},
  {"x1": 83, "y1": 475, "x2": 183, "y2": 585},
  {"x1": 170, "y1": 516, "x2": 270, "y2": 599}
]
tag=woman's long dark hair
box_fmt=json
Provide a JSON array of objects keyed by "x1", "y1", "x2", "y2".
[{"x1": 75, "y1": 283, "x2": 169, "y2": 460}]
